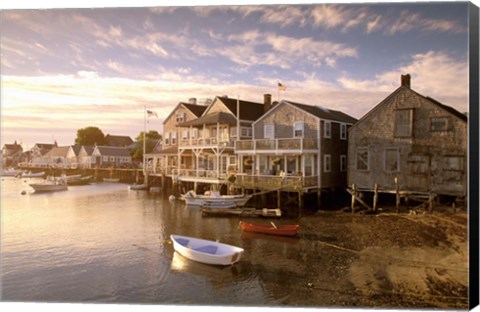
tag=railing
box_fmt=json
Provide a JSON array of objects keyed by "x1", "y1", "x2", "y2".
[
  {"x1": 170, "y1": 168, "x2": 228, "y2": 180},
  {"x1": 234, "y1": 174, "x2": 318, "y2": 191},
  {"x1": 179, "y1": 138, "x2": 235, "y2": 149},
  {"x1": 236, "y1": 138, "x2": 318, "y2": 152}
]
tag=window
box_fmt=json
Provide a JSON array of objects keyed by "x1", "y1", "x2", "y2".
[
  {"x1": 241, "y1": 127, "x2": 252, "y2": 138},
  {"x1": 408, "y1": 154, "x2": 428, "y2": 174},
  {"x1": 444, "y1": 156, "x2": 464, "y2": 171},
  {"x1": 191, "y1": 128, "x2": 198, "y2": 139},
  {"x1": 230, "y1": 126, "x2": 237, "y2": 138},
  {"x1": 264, "y1": 124, "x2": 274, "y2": 139},
  {"x1": 165, "y1": 132, "x2": 171, "y2": 145},
  {"x1": 340, "y1": 155, "x2": 347, "y2": 172},
  {"x1": 294, "y1": 122, "x2": 304, "y2": 138},
  {"x1": 385, "y1": 148, "x2": 400, "y2": 172},
  {"x1": 171, "y1": 131, "x2": 177, "y2": 145},
  {"x1": 176, "y1": 112, "x2": 186, "y2": 123},
  {"x1": 356, "y1": 148, "x2": 369, "y2": 171},
  {"x1": 324, "y1": 154, "x2": 331, "y2": 172},
  {"x1": 431, "y1": 117, "x2": 450, "y2": 131},
  {"x1": 340, "y1": 123, "x2": 347, "y2": 140},
  {"x1": 394, "y1": 109, "x2": 413, "y2": 137},
  {"x1": 324, "y1": 121, "x2": 331, "y2": 138},
  {"x1": 182, "y1": 130, "x2": 189, "y2": 139}
]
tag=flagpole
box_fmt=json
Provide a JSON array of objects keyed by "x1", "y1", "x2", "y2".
[{"x1": 143, "y1": 106, "x2": 146, "y2": 177}]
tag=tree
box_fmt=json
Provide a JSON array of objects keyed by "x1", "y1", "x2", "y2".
[
  {"x1": 75, "y1": 126, "x2": 107, "y2": 146},
  {"x1": 131, "y1": 130, "x2": 162, "y2": 161}
]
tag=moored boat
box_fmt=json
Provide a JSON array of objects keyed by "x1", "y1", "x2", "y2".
[
  {"x1": 239, "y1": 221, "x2": 299, "y2": 237},
  {"x1": 21, "y1": 171, "x2": 46, "y2": 178},
  {"x1": 129, "y1": 183, "x2": 148, "y2": 190},
  {"x1": 65, "y1": 175, "x2": 93, "y2": 185},
  {"x1": 29, "y1": 177, "x2": 68, "y2": 193},
  {"x1": 202, "y1": 207, "x2": 282, "y2": 218},
  {"x1": 103, "y1": 177, "x2": 120, "y2": 182},
  {"x1": 181, "y1": 190, "x2": 252, "y2": 207},
  {"x1": 170, "y1": 234, "x2": 244, "y2": 266},
  {"x1": 1, "y1": 168, "x2": 23, "y2": 177}
]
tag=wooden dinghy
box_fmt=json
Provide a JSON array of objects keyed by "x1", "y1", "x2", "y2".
[
  {"x1": 239, "y1": 221, "x2": 299, "y2": 237},
  {"x1": 170, "y1": 234, "x2": 244, "y2": 266},
  {"x1": 201, "y1": 207, "x2": 282, "y2": 218}
]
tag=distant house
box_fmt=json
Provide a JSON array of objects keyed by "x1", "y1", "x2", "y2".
[
  {"x1": 236, "y1": 96, "x2": 357, "y2": 193},
  {"x1": 41, "y1": 146, "x2": 81, "y2": 168},
  {"x1": 92, "y1": 146, "x2": 132, "y2": 168},
  {"x1": 105, "y1": 134, "x2": 134, "y2": 148},
  {"x1": 348, "y1": 74, "x2": 468, "y2": 198},
  {"x1": 78, "y1": 145, "x2": 95, "y2": 169},
  {"x1": 145, "y1": 98, "x2": 208, "y2": 176},
  {"x1": 29, "y1": 142, "x2": 57, "y2": 167},
  {"x1": 1, "y1": 141, "x2": 23, "y2": 167}
]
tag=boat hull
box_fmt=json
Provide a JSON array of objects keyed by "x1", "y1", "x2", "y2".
[
  {"x1": 182, "y1": 191, "x2": 252, "y2": 207},
  {"x1": 170, "y1": 234, "x2": 244, "y2": 266},
  {"x1": 29, "y1": 184, "x2": 68, "y2": 193},
  {"x1": 239, "y1": 221, "x2": 299, "y2": 236}
]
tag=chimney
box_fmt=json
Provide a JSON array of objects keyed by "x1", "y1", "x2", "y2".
[
  {"x1": 188, "y1": 97, "x2": 197, "y2": 105},
  {"x1": 264, "y1": 93, "x2": 272, "y2": 113},
  {"x1": 401, "y1": 74, "x2": 411, "y2": 88}
]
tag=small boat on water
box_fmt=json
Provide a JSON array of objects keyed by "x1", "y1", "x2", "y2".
[
  {"x1": 170, "y1": 234, "x2": 244, "y2": 266},
  {"x1": 29, "y1": 177, "x2": 68, "y2": 193},
  {"x1": 129, "y1": 183, "x2": 148, "y2": 190},
  {"x1": 202, "y1": 207, "x2": 282, "y2": 218},
  {"x1": 181, "y1": 190, "x2": 252, "y2": 207},
  {"x1": 239, "y1": 221, "x2": 299, "y2": 237},
  {"x1": 21, "y1": 171, "x2": 46, "y2": 178},
  {"x1": 65, "y1": 175, "x2": 93, "y2": 186},
  {"x1": 2, "y1": 168, "x2": 23, "y2": 177}
]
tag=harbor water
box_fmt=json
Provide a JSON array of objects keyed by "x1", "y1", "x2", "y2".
[{"x1": 0, "y1": 177, "x2": 318, "y2": 307}]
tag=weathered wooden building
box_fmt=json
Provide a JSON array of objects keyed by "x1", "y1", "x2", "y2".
[
  {"x1": 348, "y1": 74, "x2": 468, "y2": 201},
  {"x1": 235, "y1": 99, "x2": 357, "y2": 196}
]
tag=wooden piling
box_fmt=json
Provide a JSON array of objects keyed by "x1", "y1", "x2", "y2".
[
  {"x1": 351, "y1": 184, "x2": 356, "y2": 213},
  {"x1": 395, "y1": 177, "x2": 400, "y2": 213},
  {"x1": 373, "y1": 183, "x2": 378, "y2": 212}
]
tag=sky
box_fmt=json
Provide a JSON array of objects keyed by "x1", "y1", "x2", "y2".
[{"x1": 0, "y1": 0, "x2": 472, "y2": 150}]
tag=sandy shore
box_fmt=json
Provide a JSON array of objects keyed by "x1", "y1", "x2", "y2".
[{"x1": 270, "y1": 206, "x2": 469, "y2": 309}]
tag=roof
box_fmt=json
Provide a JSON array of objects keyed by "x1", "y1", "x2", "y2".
[
  {"x1": 284, "y1": 101, "x2": 358, "y2": 124},
  {"x1": 177, "y1": 111, "x2": 237, "y2": 127},
  {"x1": 158, "y1": 146, "x2": 178, "y2": 155},
  {"x1": 217, "y1": 96, "x2": 265, "y2": 121},
  {"x1": 81, "y1": 145, "x2": 95, "y2": 156},
  {"x1": 425, "y1": 96, "x2": 468, "y2": 122},
  {"x1": 163, "y1": 102, "x2": 208, "y2": 125},
  {"x1": 182, "y1": 102, "x2": 208, "y2": 117},
  {"x1": 351, "y1": 85, "x2": 467, "y2": 131},
  {"x1": 105, "y1": 134, "x2": 134, "y2": 147},
  {"x1": 94, "y1": 146, "x2": 131, "y2": 157},
  {"x1": 71, "y1": 145, "x2": 82, "y2": 156},
  {"x1": 3, "y1": 143, "x2": 22, "y2": 151},
  {"x1": 44, "y1": 146, "x2": 70, "y2": 157}
]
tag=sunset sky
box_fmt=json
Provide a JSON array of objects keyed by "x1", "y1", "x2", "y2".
[{"x1": 0, "y1": 1, "x2": 471, "y2": 149}]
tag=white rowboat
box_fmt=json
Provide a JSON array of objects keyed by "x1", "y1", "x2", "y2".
[
  {"x1": 29, "y1": 178, "x2": 68, "y2": 193},
  {"x1": 170, "y1": 234, "x2": 244, "y2": 266},
  {"x1": 181, "y1": 190, "x2": 252, "y2": 207}
]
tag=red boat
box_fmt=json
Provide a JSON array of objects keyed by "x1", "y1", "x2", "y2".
[{"x1": 239, "y1": 221, "x2": 299, "y2": 237}]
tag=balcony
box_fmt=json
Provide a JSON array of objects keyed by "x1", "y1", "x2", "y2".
[
  {"x1": 234, "y1": 174, "x2": 318, "y2": 191},
  {"x1": 235, "y1": 138, "x2": 318, "y2": 153},
  {"x1": 179, "y1": 138, "x2": 235, "y2": 149}
]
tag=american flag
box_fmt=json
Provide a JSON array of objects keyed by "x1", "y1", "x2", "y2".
[
  {"x1": 278, "y1": 82, "x2": 286, "y2": 91},
  {"x1": 147, "y1": 110, "x2": 158, "y2": 118}
]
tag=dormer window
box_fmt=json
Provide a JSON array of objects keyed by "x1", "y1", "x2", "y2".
[{"x1": 294, "y1": 122, "x2": 304, "y2": 138}]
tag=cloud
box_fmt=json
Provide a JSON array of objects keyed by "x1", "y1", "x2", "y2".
[{"x1": 338, "y1": 50, "x2": 468, "y2": 113}]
